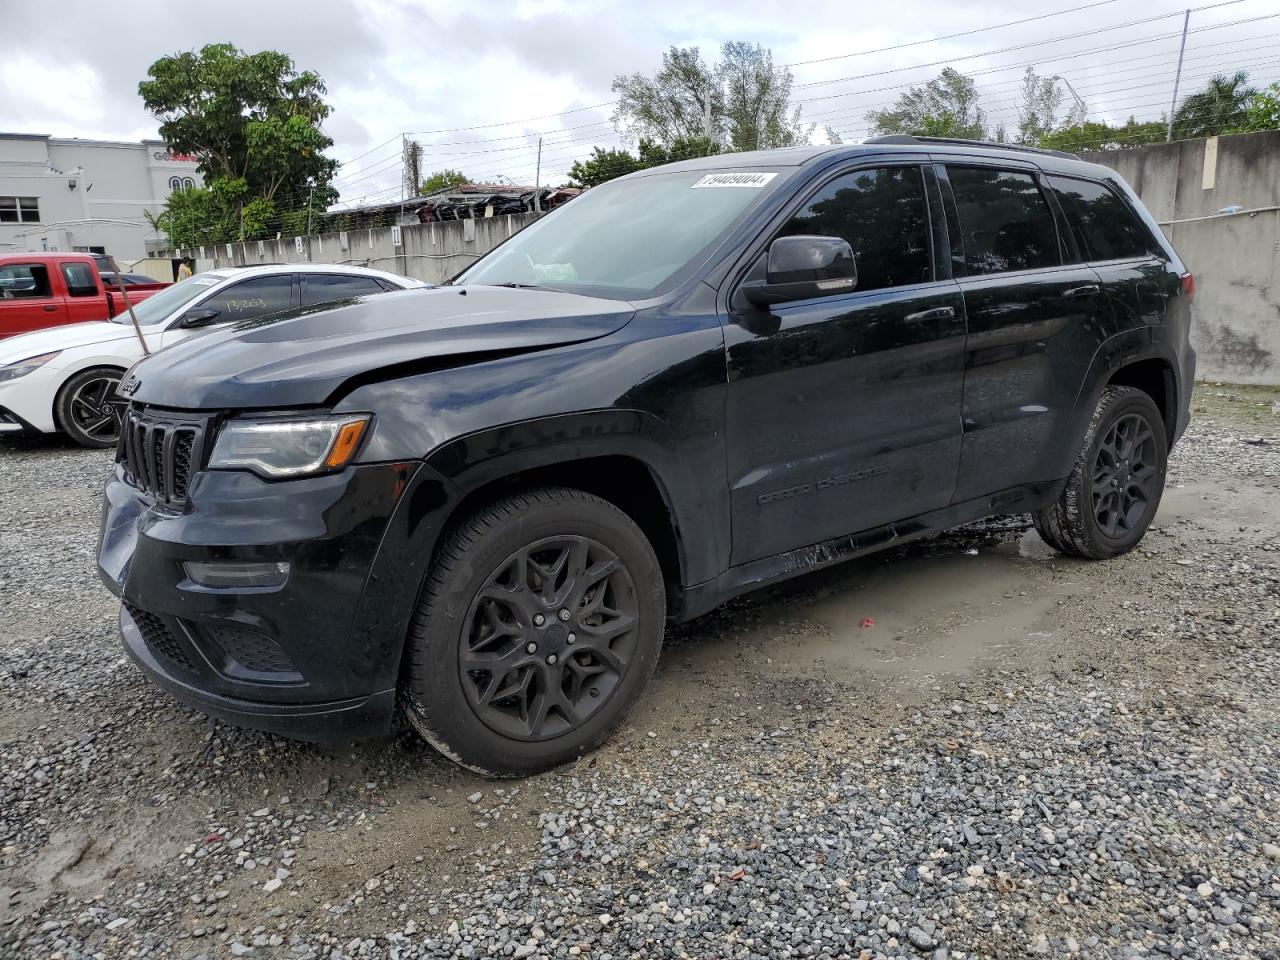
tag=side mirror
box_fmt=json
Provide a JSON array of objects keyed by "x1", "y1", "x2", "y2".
[
  {"x1": 180, "y1": 306, "x2": 222, "y2": 327},
  {"x1": 742, "y1": 235, "x2": 857, "y2": 307}
]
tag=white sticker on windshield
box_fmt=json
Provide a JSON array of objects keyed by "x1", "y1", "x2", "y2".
[{"x1": 691, "y1": 172, "x2": 778, "y2": 189}]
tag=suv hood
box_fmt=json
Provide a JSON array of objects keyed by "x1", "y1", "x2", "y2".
[
  {"x1": 125, "y1": 286, "x2": 636, "y2": 409},
  {"x1": 0, "y1": 321, "x2": 137, "y2": 364}
]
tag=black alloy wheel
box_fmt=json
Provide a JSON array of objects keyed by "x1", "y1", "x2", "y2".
[
  {"x1": 460, "y1": 535, "x2": 639, "y2": 741},
  {"x1": 401, "y1": 487, "x2": 665, "y2": 776},
  {"x1": 56, "y1": 367, "x2": 127, "y2": 448},
  {"x1": 1033, "y1": 385, "x2": 1168, "y2": 560},
  {"x1": 1090, "y1": 411, "x2": 1159, "y2": 539}
]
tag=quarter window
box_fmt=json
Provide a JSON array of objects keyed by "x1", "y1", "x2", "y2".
[
  {"x1": 300, "y1": 274, "x2": 388, "y2": 306},
  {"x1": 945, "y1": 167, "x2": 1060, "y2": 275},
  {"x1": 0, "y1": 264, "x2": 52, "y2": 298},
  {"x1": 1047, "y1": 176, "x2": 1155, "y2": 261},
  {"x1": 776, "y1": 166, "x2": 931, "y2": 292},
  {"x1": 210, "y1": 275, "x2": 294, "y2": 322},
  {"x1": 0, "y1": 197, "x2": 40, "y2": 223}
]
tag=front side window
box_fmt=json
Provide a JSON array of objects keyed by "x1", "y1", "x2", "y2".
[
  {"x1": 62, "y1": 262, "x2": 99, "y2": 297},
  {"x1": 0, "y1": 197, "x2": 40, "y2": 223},
  {"x1": 776, "y1": 166, "x2": 931, "y2": 292},
  {"x1": 945, "y1": 167, "x2": 1060, "y2": 275},
  {"x1": 0, "y1": 264, "x2": 52, "y2": 299},
  {"x1": 212, "y1": 275, "x2": 293, "y2": 322},
  {"x1": 301, "y1": 274, "x2": 387, "y2": 306},
  {"x1": 458, "y1": 168, "x2": 789, "y2": 299},
  {"x1": 1047, "y1": 176, "x2": 1156, "y2": 261}
]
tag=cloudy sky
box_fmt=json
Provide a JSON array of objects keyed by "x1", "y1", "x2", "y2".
[{"x1": 1, "y1": 0, "x2": 1276, "y2": 214}]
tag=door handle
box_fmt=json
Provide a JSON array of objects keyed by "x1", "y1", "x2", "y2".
[
  {"x1": 904, "y1": 306, "x2": 956, "y2": 322},
  {"x1": 1064, "y1": 284, "x2": 1101, "y2": 299},
  {"x1": 43, "y1": 304, "x2": 58, "y2": 312}
]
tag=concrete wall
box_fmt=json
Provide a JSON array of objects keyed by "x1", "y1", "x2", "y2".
[
  {"x1": 171, "y1": 211, "x2": 540, "y2": 285},
  {"x1": 1083, "y1": 130, "x2": 1280, "y2": 385}
]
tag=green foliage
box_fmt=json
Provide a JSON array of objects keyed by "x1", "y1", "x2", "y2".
[
  {"x1": 1234, "y1": 82, "x2": 1280, "y2": 132},
  {"x1": 1172, "y1": 71, "x2": 1257, "y2": 140},
  {"x1": 611, "y1": 42, "x2": 810, "y2": 152},
  {"x1": 867, "y1": 68, "x2": 988, "y2": 140},
  {"x1": 568, "y1": 137, "x2": 719, "y2": 189},
  {"x1": 139, "y1": 43, "x2": 337, "y2": 244},
  {"x1": 421, "y1": 169, "x2": 470, "y2": 194},
  {"x1": 1039, "y1": 117, "x2": 1167, "y2": 153}
]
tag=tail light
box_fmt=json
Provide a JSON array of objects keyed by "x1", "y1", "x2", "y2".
[{"x1": 1180, "y1": 272, "x2": 1195, "y2": 304}]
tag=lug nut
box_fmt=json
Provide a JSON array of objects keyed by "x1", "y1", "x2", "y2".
[
  {"x1": 567, "y1": 633, "x2": 576, "y2": 644},
  {"x1": 533, "y1": 613, "x2": 546, "y2": 627},
  {"x1": 558, "y1": 608, "x2": 571, "y2": 621},
  {"x1": 547, "y1": 654, "x2": 558, "y2": 665},
  {"x1": 526, "y1": 642, "x2": 538, "y2": 654}
]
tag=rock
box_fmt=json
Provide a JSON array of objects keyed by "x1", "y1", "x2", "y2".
[
  {"x1": 262, "y1": 878, "x2": 283, "y2": 893},
  {"x1": 467, "y1": 792, "x2": 483, "y2": 804},
  {"x1": 907, "y1": 925, "x2": 936, "y2": 951}
]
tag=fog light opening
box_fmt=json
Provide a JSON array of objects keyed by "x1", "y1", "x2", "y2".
[{"x1": 183, "y1": 561, "x2": 291, "y2": 589}]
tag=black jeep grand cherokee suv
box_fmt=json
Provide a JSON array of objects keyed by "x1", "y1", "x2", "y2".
[{"x1": 99, "y1": 137, "x2": 1194, "y2": 775}]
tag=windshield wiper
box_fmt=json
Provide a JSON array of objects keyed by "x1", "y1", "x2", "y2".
[{"x1": 490, "y1": 282, "x2": 564, "y2": 293}]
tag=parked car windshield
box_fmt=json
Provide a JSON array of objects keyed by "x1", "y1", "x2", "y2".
[
  {"x1": 457, "y1": 168, "x2": 788, "y2": 299},
  {"x1": 108, "y1": 272, "x2": 232, "y2": 325}
]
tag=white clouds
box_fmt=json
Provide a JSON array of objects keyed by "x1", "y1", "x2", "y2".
[{"x1": 1, "y1": 0, "x2": 1276, "y2": 204}]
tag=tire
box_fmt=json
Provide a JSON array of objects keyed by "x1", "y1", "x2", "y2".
[
  {"x1": 55, "y1": 367, "x2": 126, "y2": 449},
  {"x1": 401, "y1": 487, "x2": 666, "y2": 777},
  {"x1": 1033, "y1": 385, "x2": 1168, "y2": 560}
]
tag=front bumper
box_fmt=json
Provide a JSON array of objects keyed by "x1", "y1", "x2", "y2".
[{"x1": 98, "y1": 458, "x2": 426, "y2": 742}]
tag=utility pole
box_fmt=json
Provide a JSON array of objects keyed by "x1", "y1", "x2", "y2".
[
  {"x1": 534, "y1": 137, "x2": 543, "y2": 214},
  {"x1": 1166, "y1": 9, "x2": 1191, "y2": 142},
  {"x1": 703, "y1": 83, "x2": 714, "y2": 154}
]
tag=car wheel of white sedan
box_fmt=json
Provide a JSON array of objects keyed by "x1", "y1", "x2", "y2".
[{"x1": 56, "y1": 366, "x2": 126, "y2": 449}]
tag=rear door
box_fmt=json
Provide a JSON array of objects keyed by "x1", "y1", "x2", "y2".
[
  {"x1": 724, "y1": 162, "x2": 966, "y2": 564},
  {"x1": 59, "y1": 260, "x2": 111, "y2": 324},
  {"x1": 0, "y1": 262, "x2": 67, "y2": 336},
  {"x1": 938, "y1": 161, "x2": 1111, "y2": 501},
  {"x1": 1045, "y1": 174, "x2": 1182, "y2": 330}
]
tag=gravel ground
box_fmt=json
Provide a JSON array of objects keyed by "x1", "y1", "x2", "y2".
[{"x1": 1, "y1": 383, "x2": 1279, "y2": 960}]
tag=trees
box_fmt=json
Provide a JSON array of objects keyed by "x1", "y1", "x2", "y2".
[
  {"x1": 866, "y1": 68, "x2": 989, "y2": 140},
  {"x1": 139, "y1": 43, "x2": 337, "y2": 244},
  {"x1": 719, "y1": 42, "x2": 813, "y2": 150},
  {"x1": 421, "y1": 169, "x2": 470, "y2": 194},
  {"x1": 1171, "y1": 71, "x2": 1258, "y2": 140},
  {"x1": 1236, "y1": 82, "x2": 1280, "y2": 132},
  {"x1": 1015, "y1": 68, "x2": 1087, "y2": 145},
  {"x1": 568, "y1": 137, "x2": 718, "y2": 189},
  {"x1": 1039, "y1": 117, "x2": 1165, "y2": 152},
  {"x1": 611, "y1": 42, "x2": 810, "y2": 152}
]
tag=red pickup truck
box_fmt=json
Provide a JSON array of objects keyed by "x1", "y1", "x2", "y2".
[{"x1": 0, "y1": 253, "x2": 169, "y2": 339}]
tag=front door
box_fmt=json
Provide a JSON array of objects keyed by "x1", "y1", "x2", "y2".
[
  {"x1": 0, "y1": 263, "x2": 66, "y2": 336},
  {"x1": 725, "y1": 164, "x2": 966, "y2": 566}
]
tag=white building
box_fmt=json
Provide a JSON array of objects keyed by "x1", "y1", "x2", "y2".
[{"x1": 0, "y1": 133, "x2": 201, "y2": 265}]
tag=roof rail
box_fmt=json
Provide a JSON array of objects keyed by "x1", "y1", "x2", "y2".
[{"x1": 863, "y1": 134, "x2": 1077, "y2": 162}]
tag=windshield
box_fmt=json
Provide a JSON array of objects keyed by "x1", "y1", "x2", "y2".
[
  {"x1": 457, "y1": 169, "x2": 787, "y2": 299},
  {"x1": 108, "y1": 272, "x2": 229, "y2": 325}
]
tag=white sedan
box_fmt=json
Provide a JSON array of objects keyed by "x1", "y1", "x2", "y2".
[{"x1": 0, "y1": 264, "x2": 424, "y2": 447}]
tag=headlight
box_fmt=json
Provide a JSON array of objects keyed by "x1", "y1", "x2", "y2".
[
  {"x1": 0, "y1": 351, "x2": 60, "y2": 384},
  {"x1": 209, "y1": 415, "x2": 371, "y2": 479}
]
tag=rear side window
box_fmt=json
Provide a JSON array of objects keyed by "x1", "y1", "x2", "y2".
[
  {"x1": 1047, "y1": 176, "x2": 1156, "y2": 261},
  {"x1": 61, "y1": 262, "x2": 99, "y2": 297},
  {"x1": 776, "y1": 165, "x2": 931, "y2": 292},
  {"x1": 945, "y1": 167, "x2": 1060, "y2": 275},
  {"x1": 0, "y1": 264, "x2": 52, "y2": 299},
  {"x1": 301, "y1": 274, "x2": 388, "y2": 306}
]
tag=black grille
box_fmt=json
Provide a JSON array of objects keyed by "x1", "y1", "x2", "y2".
[
  {"x1": 0, "y1": 408, "x2": 18, "y2": 426},
  {"x1": 118, "y1": 408, "x2": 207, "y2": 507},
  {"x1": 206, "y1": 624, "x2": 297, "y2": 675},
  {"x1": 126, "y1": 604, "x2": 197, "y2": 673}
]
